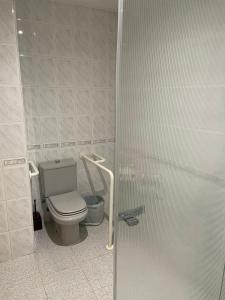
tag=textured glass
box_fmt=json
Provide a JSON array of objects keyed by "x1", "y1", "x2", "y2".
[{"x1": 114, "y1": 1, "x2": 225, "y2": 299}]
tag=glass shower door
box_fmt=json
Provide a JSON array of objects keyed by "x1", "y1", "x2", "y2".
[{"x1": 115, "y1": 1, "x2": 225, "y2": 299}]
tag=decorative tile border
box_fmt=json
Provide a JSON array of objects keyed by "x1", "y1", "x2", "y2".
[
  {"x1": 3, "y1": 158, "x2": 27, "y2": 167},
  {"x1": 27, "y1": 138, "x2": 115, "y2": 152},
  {"x1": 92, "y1": 139, "x2": 107, "y2": 144},
  {"x1": 77, "y1": 140, "x2": 92, "y2": 145},
  {"x1": 107, "y1": 138, "x2": 116, "y2": 143},
  {"x1": 27, "y1": 145, "x2": 41, "y2": 150},
  {"x1": 61, "y1": 142, "x2": 76, "y2": 147},
  {"x1": 43, "y1": 143, "x2": 59, "y2": 149}
]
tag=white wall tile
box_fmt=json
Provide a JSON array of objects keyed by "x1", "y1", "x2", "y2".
[
  {"x1": 26, "y1": 117, "x2": 41, "y2": 145},
  {"x1": 59, "y1": 147, "x2": 78, "y2": 161},
  {"x1": 108, "y1": 32, "x2": 117, "y2": 60},
  {"x1": 93, "y1": 115, "x2": 107, "y2": 139},
  {"x1": 0, "y1": 0, "x2": 15, "y2": 44},
  {"x1": 90, "y1": 9, "x2": 109, "y2": 32},
  {"x1": 0, "y1": 166, "x2": 3, "y2": 202},
  {"x1": 10, "y1": 226, "x2": 34, "y2": 258},
  {"x1": 55, "y1": 59, "x2": 74, "y2": 87},
  {"x1": 35, "y1": 88, "x2": 57, "y2": 117},
  {"x1": 0, "y1": 44, "x2": 19, "y2": 85},
  {"x1": 73, "y1": 60, "x2": 91, "y2": 88},
  {"x1": 58, "y1": 89, "x2": 75, "y2": 116},
  {"x1": 108, "y1": 60, "x2": 116, "y2": 88},
  {"x1": 7, "y1": 198, "x2": 32, "y2": 231},
  {"x1": 76, "y1": 89, "x2": 92, "y2": 116},
  {"x1": 107, "y1": 114, "x2": 116, "y2": 138},
  {"x1": 59, "y1": 117, "x2": 75, "y2": 143},
  {"x1": 32, "y1": 23, "x2": 54, "y2": 56},
  {"x1": 77, "y1": 167, "x2": 92, "y2": 194},
  {"x1": 20, "y1": 56, "x2": 35, "y2": 86},
  {"x1": 0, "y1": 233, "x2": 11, "y2": 262},
  {"x1": 108, "y1": 89, "x2": 116, "y2": 114},
  {"x1": 90, "y1": 31, "x2": 108, "y2": 60},
  {"x1": 35, "y1": 58, "x2": 55, "y2": 87},
  {"x1": 33, "y1": 150, "x2": 43, "y2": 163},
  {"x1": 53, "y1": 3, "x2": 72, "y2": 25},
  {"x1": 23, "y1": 88, "x2": 36, "y2": 117},
  {"x1": 0, "y1": 87, "x2": 23, "y2": 123},
  {"x1": 92, "y1": 60, "x2": 109, "y2": 88},
  {"x1": 0, "y1": 202, "x2": 8, "y2": 233},
  {"x1": 106, "y1": 143, "x2": 115, "y2": 170},
  {"x1": 71, "y1": 5, "x2": 91, "y2": 30},
  {"x1": 108, "y1": 12, "x2": 117, "y2": 33},
  {"x1": 73, "y1": 31, "x2": 90, "y2": 59},
  {"x1": 3, "y1": 166, "x2": 29, "y2": 200},
  {"x1": 92, "y1": 144, "x2": 107, "y2": 159},
  {"x1": 32, "y1": 0, "x2": 53, "y2": 22},
  {"x1": 77, "y1": 116, "x2": 92, "y2": 141},
  {"x1": 40, "y1": 117, "x2": 58, "y2": 144},
  {"x1": 0, "y1": 124, "x2": 26, "y2": 159},
  {"x1": 15, "y1": 0, "x2": 32, "y2": 21},
  {"x1": 92, "y1": 89, "x2": 108, "y2": 115},
  {"x1": 54, "y1": 27, "x2": 73, "y2": 58},
  {"x1": 42, "y1": 149, "x2": 59, "y2": 162}
]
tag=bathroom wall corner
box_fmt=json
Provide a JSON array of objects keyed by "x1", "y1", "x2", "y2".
[{"x1": 0, "y1": 0, "x2": 34, "y2": 263}]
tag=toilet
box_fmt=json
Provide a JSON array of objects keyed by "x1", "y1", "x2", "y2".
[{"x1": 39, "y1": 158, "x2": 88, "y2": 245}]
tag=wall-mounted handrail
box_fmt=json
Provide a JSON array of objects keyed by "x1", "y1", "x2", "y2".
[
  {"x1": 29, "y1": 161, "x2": 39, "y2": 179},
  {"x1": 82, "y1": 154, "x2": 107, "y2": 197},
  {"x1": 81, "y1": 153, "x2": 114, "y2": 250}
]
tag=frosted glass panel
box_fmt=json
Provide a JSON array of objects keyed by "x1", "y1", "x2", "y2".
[{"x1": 115, "y1": 1, "x2": 225, "y2": 299}]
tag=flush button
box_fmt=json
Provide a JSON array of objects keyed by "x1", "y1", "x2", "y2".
[{"x1": 55, "y1": 159, "x2": 60, "y2": 164}]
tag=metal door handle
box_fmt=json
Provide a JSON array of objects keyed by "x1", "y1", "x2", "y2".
[
  {"x1": 120, "y1": 214, "x2": 139, "y2": 226},
  {"x1": 119, "y1": 206, "x2": 145, "y2": 226}
]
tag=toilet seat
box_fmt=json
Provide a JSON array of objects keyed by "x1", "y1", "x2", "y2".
[
  {"x1": 48, "y1": 191, "x2": 87, "y2": 216},
  {"x1": 47, "y1": 191, "x2": 88, "y2": 226}
]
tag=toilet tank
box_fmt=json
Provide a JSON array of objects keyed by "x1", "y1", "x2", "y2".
[{"x1": 39, "y1": 158, "x2": 77, "y2": 197}]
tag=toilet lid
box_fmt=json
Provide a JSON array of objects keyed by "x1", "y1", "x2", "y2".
[{"x1": 49, "y1": 191, "x2": 87, "y2": 215}]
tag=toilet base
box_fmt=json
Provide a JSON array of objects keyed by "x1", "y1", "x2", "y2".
[
  {"x1": 55, "y1": 222, "x2": 80, "y2": 246},
  {"x1": 45, "y1": 219, "x2": 88, "y2": 246}
]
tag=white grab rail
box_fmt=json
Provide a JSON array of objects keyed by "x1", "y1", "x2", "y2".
[
  {"x1": 28, "y1": 161, "x2": 39, "y2": 179},
  {"x1": 81, "y1": 153, "x2": 114, "y2": 250}
]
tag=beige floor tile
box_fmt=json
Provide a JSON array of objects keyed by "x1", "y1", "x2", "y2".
[{"x1": 0, "y1": 221, "x2": 113, "y2": 300}]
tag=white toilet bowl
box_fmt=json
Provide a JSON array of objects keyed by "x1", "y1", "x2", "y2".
[
  {"x1": 39, "y1": 158, "x2": 88, "y2": 246},
  {"x1": 47, "y1": 191, "x2": 88, "y2": 245}
]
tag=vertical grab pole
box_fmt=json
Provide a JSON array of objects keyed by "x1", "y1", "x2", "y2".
[
  {"x1": 81, "y1": 154, "x2": 114, "y2": 250},
  {"x1": 106, "y1": 169, "x2": 114, "y2": 250}
]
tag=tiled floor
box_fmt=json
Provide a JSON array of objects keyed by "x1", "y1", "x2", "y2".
[{"x1": 0, "y1": 221, "x2": 113, "y2": 300}]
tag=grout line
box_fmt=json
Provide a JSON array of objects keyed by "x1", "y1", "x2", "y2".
[
  {"x1": 35, "y1": 258, "x2": 49, "y2": 299},
  {"x1": 80, "y1": 263, "x2": 98, "y2": 299}
]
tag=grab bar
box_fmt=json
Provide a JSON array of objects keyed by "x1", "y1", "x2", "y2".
[
  {"x1": 29, "y1": 161, "x2": 39, "y2": 179},
  {"x1": 81, "y1": 153, "x2": 114, "y2": 250},
  {"x1": 82, "y1": 156, "x2": 107, "y2": 197}
]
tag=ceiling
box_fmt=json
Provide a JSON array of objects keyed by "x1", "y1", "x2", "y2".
[{"x1": 55, "y1": 0, "x2": 118, "y2": 12}]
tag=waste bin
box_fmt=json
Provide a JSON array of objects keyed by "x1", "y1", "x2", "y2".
[{"x1": 83, "y1": 195, "x2": 104, "y2": 225}]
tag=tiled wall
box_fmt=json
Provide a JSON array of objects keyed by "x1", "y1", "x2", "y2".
[
  {"x1": 0, "y1": 0, "x2": 34, "y2": 262},
  {"x1": 15, "y1": 0, "x2": 117, "y2": 214}
]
